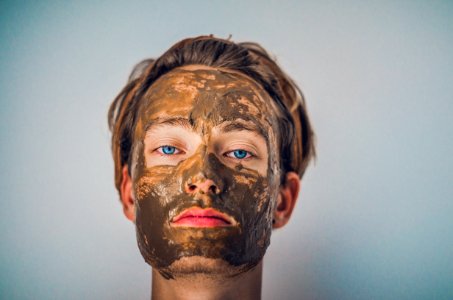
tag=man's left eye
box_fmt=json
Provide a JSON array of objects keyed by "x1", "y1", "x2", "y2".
[{"x1": 225, "y1": 149, "x2": 252, "y2": 159}]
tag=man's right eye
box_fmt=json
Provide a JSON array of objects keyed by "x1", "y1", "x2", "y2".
[{"x1": 156, "y1": 145, "x2": 182, "y2": 155}]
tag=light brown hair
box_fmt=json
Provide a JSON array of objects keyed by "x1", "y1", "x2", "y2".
[{"x1": 108, "y1": 35, "x2": 315, "y2": 193}]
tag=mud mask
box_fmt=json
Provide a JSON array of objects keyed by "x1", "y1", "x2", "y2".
[{"x1": 130, "y1": 66, "x2": 282, "y2": 278}]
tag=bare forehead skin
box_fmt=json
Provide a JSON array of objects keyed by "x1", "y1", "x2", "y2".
[{"x1": 135, "y1": 64, "x2": 279, "y2": 137}]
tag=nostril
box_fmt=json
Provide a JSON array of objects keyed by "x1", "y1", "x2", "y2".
[
  {"x1": 185, "y1": 179, "x2": 220, "y2": 195},
  {"x1": 209, "y1": 185, "x2": 218, "y2": 194}
]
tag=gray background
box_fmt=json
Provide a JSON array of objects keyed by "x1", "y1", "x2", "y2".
[{"x1": 1, "y1": 1, "x2": 452, "y2": 299}]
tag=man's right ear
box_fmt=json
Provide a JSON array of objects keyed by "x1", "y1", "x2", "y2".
[{"x1": 120, "y1": 165, "x2": 135, "y2": 222}]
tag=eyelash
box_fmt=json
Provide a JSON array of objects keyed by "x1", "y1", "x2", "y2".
[
  {"x1": 155, "y1": 145, "x2": 254, "y2": 160},
  {"x1": 224, "y1": 149, "x2": 254, "y2": 160},
  {"x1": 155, "y1": 145, "x2": 184, "y2": 156}
]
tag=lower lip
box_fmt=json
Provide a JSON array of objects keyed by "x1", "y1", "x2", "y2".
[{"x1": 171, "y1": 216, "x2": 231, "y2": 227}]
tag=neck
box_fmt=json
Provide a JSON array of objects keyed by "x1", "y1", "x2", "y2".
[{"x1": 151, "y1": 261, "x2": 263, "y2": 300}]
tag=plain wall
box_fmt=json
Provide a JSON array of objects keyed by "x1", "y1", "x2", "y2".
[{"x1": 1, "y1": 1, "x2": 452, "y2": 299}]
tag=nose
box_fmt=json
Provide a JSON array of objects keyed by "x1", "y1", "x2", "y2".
[{"x1": 185, "y1": 174, "x2": 220, "y2": 195}]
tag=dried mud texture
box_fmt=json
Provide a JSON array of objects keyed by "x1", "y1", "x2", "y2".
[{"x1": 131, "y1": 66, "x2": 282, "y2": 278}]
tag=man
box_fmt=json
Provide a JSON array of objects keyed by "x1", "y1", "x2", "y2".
[{"x1": 108, "y1": 36, "x2": 315, "y2": 299}]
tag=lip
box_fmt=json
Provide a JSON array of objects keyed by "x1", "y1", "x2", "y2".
[{"x1": 171, "y1": 207, "x2": 237, "y2": 228}]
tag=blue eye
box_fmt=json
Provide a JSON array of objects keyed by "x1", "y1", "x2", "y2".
[
  {"x1": 233, "y1": 150, "x2": 247, "y2": 159},
  {"x1": 224, "y1": 149, "x2": 253, "y2": 160},
  {"x1": 226, "y1": 149, "x2": 252, "y2": 159},
  {"x1": 161, "y1": 146, "x2": 176, "y2": 155}
]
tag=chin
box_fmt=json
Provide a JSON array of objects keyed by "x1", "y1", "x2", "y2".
[{"x1": 160, "y1": 256, "x2": 250, "y2": 279}]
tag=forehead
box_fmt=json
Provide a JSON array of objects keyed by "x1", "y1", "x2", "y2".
[{"x1": 137, "y1": 65, "x2": 279, "y2": 131}]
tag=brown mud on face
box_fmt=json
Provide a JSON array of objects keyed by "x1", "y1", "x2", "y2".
[{"x1": 131, "y1": 66, "x2": 282, "y2": 278}]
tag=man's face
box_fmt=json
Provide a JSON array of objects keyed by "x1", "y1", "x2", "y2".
[{"x1": 130, "y1": 65, "x2": 282, "y2": 277}]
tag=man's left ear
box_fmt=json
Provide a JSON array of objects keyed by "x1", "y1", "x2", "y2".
[{"x1": 273, "y1": 172, "x2": 300, "y2": 229}]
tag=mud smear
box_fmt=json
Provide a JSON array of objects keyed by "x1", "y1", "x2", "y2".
[{"x1": 131, "y1": 67, "x2": 282, "y2": 278}]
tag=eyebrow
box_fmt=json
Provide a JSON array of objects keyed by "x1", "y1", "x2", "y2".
[
  {"x1": 219, "y1": 121, "x2": 268, "y2": 141},
  {"x1": 144, "y1": 117, "x2": 192, "y2": 132},
  {"x1": 220, "y1": 122, "x2": 260, "y2": 133},
  {"x1": 144, "y1": 117, "x2": 267, "y2": 139}
]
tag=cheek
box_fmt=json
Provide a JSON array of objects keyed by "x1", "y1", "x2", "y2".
[
  {"x1": 233, "y1": 173, "x2": 270, "y2": 212},
  {"x1": 134, "y1": 166, "x2": 176, "y2": 207},
  {"x1": 135, "y1": 174, "x2": 161, "y2": 201},
  {"x1": 230, "y1": 173, "x2": 274, "y2": 221},
  {"x1": 230, "y1": 174, "x2": 276, "y2": 256},
  {"x1": 253, "y1": 184, "x2": 271, "y2": 212}
]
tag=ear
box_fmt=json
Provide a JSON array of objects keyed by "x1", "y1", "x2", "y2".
[
  {"x1": 120, "y1": 165, "x2": 135, "y2": 222},
  {"x1": 273, "y1": 172, "x2": 300, "y2": 229}
]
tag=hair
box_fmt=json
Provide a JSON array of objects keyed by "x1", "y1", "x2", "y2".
[{"x1": 108, "y1": 35, "x2": 315, "y2": 193}]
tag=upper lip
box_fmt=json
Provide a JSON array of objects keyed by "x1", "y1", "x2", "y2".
[{"x1": 171, "y1": 207, "x2": 237, "y2": 226}]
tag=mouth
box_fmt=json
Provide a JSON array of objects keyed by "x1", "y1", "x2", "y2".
[{"x1": 171, "y1": 207, "x2": 237, "y2": 228}]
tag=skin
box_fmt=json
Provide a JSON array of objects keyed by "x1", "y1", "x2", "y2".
[
  {"x1": 151, "y1": 261, "x2": 263, "y2": 300},
  {"x1": 120, "y1": 66, "x2": 301, "y2": 291}
]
